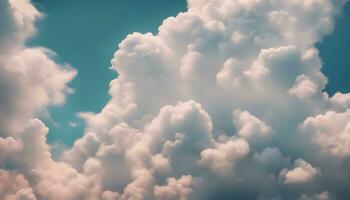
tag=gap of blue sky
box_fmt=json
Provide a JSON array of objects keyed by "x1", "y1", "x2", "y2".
[
  {"x1": 28, "y1": 0, "x2": 349, "y2": 147},
  {"x1": 317, "y1": 3, "x2": 350, "y2": 95}
]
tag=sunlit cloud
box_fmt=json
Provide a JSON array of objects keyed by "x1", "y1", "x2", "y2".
[{"x1": 0, "y1": 0, "x2": 350, "y2": 199}]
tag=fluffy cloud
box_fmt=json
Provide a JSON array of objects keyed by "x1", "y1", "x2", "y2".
[
  {"x1": 1, "y1": 0, "x2": 350, "y2": 199},
  {"x1": 0, "y1": 2, "x2": 78, "y2": 196},
  {"x1": 0, "y1": 0, "x2": 40, "y2": 53},
  {"x1": 0, "y1": 170, "x2": 36, "y2": 200},
  {"x1": 300, "y1": 110, "x2": 350, "y2": 157},
  {"x1": 153, "y1": 175, "x2": 194, "y2": 200},
  {"x1": 299, "y1": 191, "x2": 330, "y2": 200},
  {"x1": 0, "y1": 48, "x2": 76, "y2": 136},
  {"x1": 233, "y1": 109, "x2": 272, "y2": 143},
  {"x1": 0, "y1": 0, "x2": 76, "y2": 137},
  {"x1": 199, "y1": 138, "x2": 249, "y2": 175},
  {"x1": 0, "y1": 0, "x2": 81, "y2": 199},
  {"x1": 288, "y1": 75, "x2": 319, "y2": 100},
  {"x1": 280, "y1": 159, "x2": 321, "y2": 185}
]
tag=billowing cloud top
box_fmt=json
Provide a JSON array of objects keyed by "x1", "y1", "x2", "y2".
[{"x1": 1, "y1": 0, "x2": 350, "y2": 199}]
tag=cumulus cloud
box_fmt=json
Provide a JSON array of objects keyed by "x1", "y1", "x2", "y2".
[
  {"x1": 233, "y1": 109, "x2": 272, "y2": 143},
  {"x1": 280, "y1": 159, "x2": 321, "y2": 185},
  {"x1": 0, "y1": 0, "x2": 41, "y2": 53},
  {"x1": 0, "y1": 169, "x2": 36, "y2": 200},
  {"x1": 299, "y1": 191, "x2": 330, "y2": 200},
  {"x1": 199, "y1": 138, "x2": 249, "y2": 175},
  {"x1": 0, "y1": 0, "x2": 76, "y2": 137},
  {"x1": 0, "y1": 48, "x2": 76, "y2": 136},
  {"x1": 154, "y1": 175, "x2": 194, "y2": 200},
  {"x1": 300, "y1": 110, "x2": 350, "y2": 158},
  {"x1": 288, "y1": 75, "x2": 319, "y2": 100},
  {"x1": 0, "y1": 2, "x2": 78, "y2": 197},
  {"x1": 1, "y1": 0, "x2": 350, "y2": 199}
]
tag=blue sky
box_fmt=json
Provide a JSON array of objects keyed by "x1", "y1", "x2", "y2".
[
  {"x1": 29, "y1": 0, "x2": 187, "y2": 146},
  {"x1": 317, "y1": 3, "x2": 350, "y2": 95}
]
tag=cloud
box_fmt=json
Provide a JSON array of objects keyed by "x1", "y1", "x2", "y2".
[
  {"x1": 0, "y1": 0, "x2": 85, "y2": 199},
  {"x1": 299, "y1": 191, "x2": 330, "y2": 200},
  {"x1": 0, "y1": 0, "x2": 76, "y2": 137},
  {"x1": 0, "y1": 169, "x2": 36, "y2": 200},
  {"x1": 1, "y1": 0, "x2": 350, "y2": 199},
  {"x1": 199, "y1": 138, "x2": 249, "y2": 175},
  {"x1": 280, "y1": 159, "x2": 321, "y2": 185},
  {"x1": 288, "y1": 75, "x2": 319, "y2": 100},
  {"x1": 0, "y1": 0, "x2": 41, "y2": 53},
  {"x1": 233, "y1": 109, "x2": 272, "y2": 143},
  {"x1": 253, "y1": 147, "x2": 290, "y2": 172},
  {"x1": 68, "y1": 121, "x2": 78, "y2": 128},
  {"x1": 0, "y1": 48, "x2": 76, "y2": 136},
  {"x1": 300, "y1": 109, "x2": 350, "y2": 157},
  {"x1": 153, "y1": 175, "x2": 194, "y2": 200}
]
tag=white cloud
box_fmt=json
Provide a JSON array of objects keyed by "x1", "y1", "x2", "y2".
[
  {"x1": 68, "y1": 121, "x2": 78, "y2": 128},
  {"x1": 280, "y1": 159, "x2": 320, "y2": 185},
  {"x1": 0, "y1": 48, "x2": 76, "y2": 136},
  {"x1": 60, "y1": 0, "x2": 350, "y2": 198},
  {"x1": 1, "y1": 0, "x2": 350, "y2": 199},
  {"x1": 199, "y1": 138, "x2": 249, "y2": 175},
  {"x1": 233, "y1": 109, "x2": 272, "y2": 142},
  {"x1": 154, "y1": 175, "x2": 194, "y2": 200},
  {"x1": 288, "y1": 75, "x2": 319, "y2": 100},
  {"x1": 0, "y1": 169, "x2": 36, "y2": 200},
  {"x1": 0, "y1": 0, "x2": 76, "y2": 137},
  {"x1": 0, "y1": 0, "x2": 41, "y2": 53},
  {"x1": 300, "y1": 110, "x2": 350, "y2": 157},
  {"x1": 330, "y1": 92, "x2": 350, "y2": 110},
  {"x1": 299, "y1": 191, "x2": 331, "y2": 200},
  {"x1": 299, "y1": 191, "x2": 330, "y2": 200}
]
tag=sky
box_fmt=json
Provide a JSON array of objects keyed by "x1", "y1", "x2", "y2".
[
  {"x1": 1, "y1": 0, "x2": 350, "y2": 200},
  {"x1": 317, "y1": 3, "x2": 350, "y2": 95}
]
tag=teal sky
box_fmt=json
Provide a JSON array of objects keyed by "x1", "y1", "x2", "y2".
[
  {"x1": 317, "y1": 3, "x2": 350, "y2": 95},
  {"x1": 28, "y1": 1, "x2": 349, "y2": 147}
]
